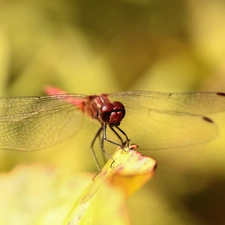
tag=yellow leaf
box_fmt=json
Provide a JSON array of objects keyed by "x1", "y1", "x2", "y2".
[
  {"x1": 0, "y1": 145, "x2": 156, "y2": 225},
  {"x1": 64, "y1": 144, "x2": 157, "y2": 225},
  {"x1": 0, "y1": 164, "x2": 92, "y2": 225}
]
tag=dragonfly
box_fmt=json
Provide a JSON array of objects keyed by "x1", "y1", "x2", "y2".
[{"x1": 1, "y1": 85, "x2": 225, "y2": 170}]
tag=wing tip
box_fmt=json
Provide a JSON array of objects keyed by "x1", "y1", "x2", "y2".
[{"x1": 203, "y1": 116, "x2": 214, "y2": 123}]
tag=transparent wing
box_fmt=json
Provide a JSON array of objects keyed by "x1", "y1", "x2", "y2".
[
  {"x1": 109, "y1": 91, "x2": 225, "y2": 114},
  {"x1": 117, "y1": 107, "x2": 217, "y2": 149},
  {"x1": 109, "y1": 91, "x2": 224, "y2": 149},
  {"x1": 0, "y1": 94, "x2": 87, "y2": 151}
]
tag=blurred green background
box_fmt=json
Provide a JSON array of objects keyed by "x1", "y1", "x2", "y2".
[{"x1": 0, "y1": 0, "x2": 225, "y2": 224}]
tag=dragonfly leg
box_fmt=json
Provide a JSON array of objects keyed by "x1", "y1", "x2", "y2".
[
  {"x1": 91, "y1": 127, "x2": 103, "y2": 172},
  {"x1": 97, "y1": 133, "x2": 108, "y2": 164},
  {"x1": 103, "y1": 126, "x2": 130, "y2": 168},
  {"x1": 91, "y1": 124, "x2": 117, "y2": 171},
  {"x1": 109, "y1": 126, "x2": 130, "y2": 148},
  {"x1": 101, "y1": 123, "x2": 116, "y2": 168},
  {"x1": 91, "y1": 123, "x2": 130, "y2": 171}
]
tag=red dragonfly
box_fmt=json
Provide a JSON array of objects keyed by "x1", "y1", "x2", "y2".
[{"x1": 1, "y1": 86, "x2": 225, "y2": 170}]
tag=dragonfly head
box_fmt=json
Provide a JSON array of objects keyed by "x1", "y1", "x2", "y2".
[{"x1": 101, "y1": 101, "x2": 125, "y2": 126}]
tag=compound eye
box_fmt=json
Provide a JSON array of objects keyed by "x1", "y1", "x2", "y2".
[
  {"x1": 107, "y1": 101, "x2": 126, "y2": 125},
  {"x1": 109, "y1": 111, "x2": 122, "y2": 125},
  {"x1": 112, "y1": 101, "x2": 125, "y2": 119},
  {"x1": 112, "y1": 102, "x2": 124, "y2": 110},
  {"x1": 101, "y1": 103, "x2": 114, "y2": 122},
  {"x1": 102, "y1": 103, "x2": 114, "y2": 113}
]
